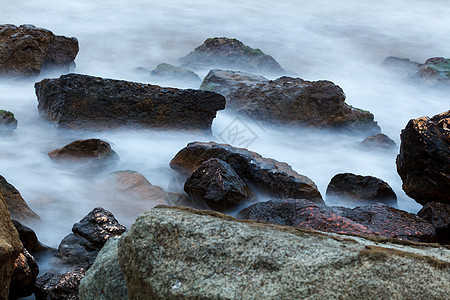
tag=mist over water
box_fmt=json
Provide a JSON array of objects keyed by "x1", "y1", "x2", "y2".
[{"x1": 1, "y1": 0, "x2": 449, "y2": 248}]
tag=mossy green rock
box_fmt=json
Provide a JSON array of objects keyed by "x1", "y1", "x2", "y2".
[{"x1": 416, "y1": 57, "x2": 450, "y2": 86}]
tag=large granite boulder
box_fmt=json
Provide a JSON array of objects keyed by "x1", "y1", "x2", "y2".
[
  {"x1": 178, "y1": 37, "x2": 286, "y2": 75},
  {"x1": 0, "y1": 24, "x2": 78, "y2": 77},
  {"x1": 113, "y1": 206, "x2": 450, "y2": 299},
  {"x1": 396, "y1": 110, "x2": 450, "y2": 205},
  {"x1": 418, "y1": 202, "x2": 450, "y2": 244},
  {"x1": 0, "y1": 175, "x2": 40, "y2": 223},
  {"x1": 170, "y1": 142, "x2": 323, "y2": 204},
  {"x1": 0, "y1": 110, "x2": 18, "y2": 135},
  {"x1": 326, "y1": 173, "x2": 397, "y2": 207},
  {"x1": 35, "y1": 73, "x2": 226, "y2": 131}
]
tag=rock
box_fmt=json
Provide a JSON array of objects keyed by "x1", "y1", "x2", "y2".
[
  {"x1": 150, "y1": 63, "x2": 201, "y2": 85},
  {"x1": 178, "y1": 37, "x2": 286, "y2": 75},
  {"x1": 79, "y1": 238, "x2": 127, "y2": 300},
  {"x1": 9, "y1": 249, "x2": 39, "y2": 299},
  {"x1": 48, "y1": 139, "x2": 119, "y2": 169},
  {"x1": 339, "y1": 203, "x2": 436, "y2": 242},
  {"x1": 0, "y1": 175, "x2": 40, "y2": 223},
  {"x1": 11, "y1": 219, "x2": 54, "y2": 256},
  {"x1": 0, "y1": 24, "x2": 78, "y2": 77},
  {"x1": 361, "y1": 133, "x2": 396, "y2": 150},
  {"x1": 200, "y1": 69, "x2": 269, "y2": 99},
  {"x1": 0, "y1": 110, "x2": 18, "y2": 134},
  {"x1": 35, "y1": 73, "x2": 226, "y2": 131},
  {"x1": 0, "y1": 191, "x2": 22, "y2": 300},
  {"x1": 117, "y1": 206, "x2": 450, "y2": 299},
  {"x1": 381, "y1": 56, "x2": 420, "y2": 74},
  {"x1": 221, "y1": 76, "x2": 380, "y2": 134},
  {"x1": 170, "y1": 141, "x2": 323, "y2": 204},
  {"x1": 35, "y1": 268, "x2": 86, "y2": 300},
  {"x1": 415, "y1": 57, "x2": 450, "y2": 87},
  {"x1": 184, "y1": 158, "x2": 254, "y2": 212},
  {"x1": 237, "y1": 199, "x2": 376, "y2": 237},
  {"x1": 396, "y1": 110, "x2": 450, "y2": 205},
  {"x1": 326, "y1": 173, "x2": 397, "y2": 207},
  {"x1": 418, "y1": 202, "x2": 450, "y2": 244}
]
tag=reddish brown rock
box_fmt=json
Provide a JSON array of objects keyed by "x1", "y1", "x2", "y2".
[
  {"x1": 9, "y1": 249, "x2": 39, "y2": 299},
  {"x1": 418, "y1": 202, "x2": 450, "y2": 244},
  {"x1": 361, "y1": 133, "x2": 396, "y2": 150},
  {"x1": 415, "y1": 57, "x2": 450, "y2": 87},
  {"x1": 0, "y1": 110, "x2": 18, "y2": 134}
]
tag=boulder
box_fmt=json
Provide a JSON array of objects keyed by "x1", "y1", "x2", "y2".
[
  {"x1": 237, "y1": 199, "x2": 376, "y2": 237},
  {"x1": 35, "y1": 268, "x2": 86, "y2": 300},
  {"x1": 415, "y1": 57, "x2": 450, "y2": 87},
  {"x1": 0, "y1": 175, "x2": 40, "y2": 223},
  {"x1": 9, "y1": 249, "x2": 39, "y2": 299},
  {"x1": 0, "y1": 110, "x2": 18, "y2": 134},
  {"x1": 418, "y1": 202, "x2": 450, "y2": 244},
  {"x1": 116, "y1": 206, "x2": 450, "y2": 299},
  {"x1": 0, "y1": 191, "x2": 22, "y2": 300},
  {"x1": 150, "y1": 63, "x2": 201, "y2": 85},
  {"x1": 184, "y1": 158, "x2": 254, "y2": 212},
  {"x1": 396, "y1": 110, "x2": 450, "y2": 205},
  {"x1": 361, "y1": 133, "x2": 396, "y2": 150},
  {"x1": 170, "y1": 141, "x2": 323, "y2": 204},
  {"x1": 0, "y1": 24, "x2": 78, "y2": 77},
  {"x1": 35, "y1": 73, "x2": 225, "y2": 131},
  {"x1": 326, "y1": 173, "x2": 397, "y2": 207},
  {"x1": 79, "y1": 238, "x2": 127, "y2": 300},
  {"x1": 48, "y1": 139, "x2": 119, "y2": 169},
  {"x1": 339, "y1": 203, "x2": 436, "y2": 242},
  {"x1": 11, "y1": 219, "x2": 54, "y2": 256},
  {"x1": 178, "y1": 37, "x2": 286, "y2": 75}
]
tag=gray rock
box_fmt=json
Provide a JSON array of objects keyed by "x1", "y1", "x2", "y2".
[
  {"x1": 150, "y1": 63, "x2": 201, "y2": 86},
  {"x1": 79, "y1": 237, "x2": 127, "y2": 300},
  {"x1": 117, "y1": 206, "x2": 450, "y2": 300}
]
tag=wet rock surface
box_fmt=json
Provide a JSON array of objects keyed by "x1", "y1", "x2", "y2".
[
  {"x1": 415, "y1": 57, "x2": 450, "y2": 87},
  {"x1": 0, "y1": 110, "x2": 18, "y2": 134},
  {"x1": 184, "y1": 158, "x2": 254, "y2": 212},
  {"x1": 361, "y1": 133, "x2": 396, "y2": 149},
  {"x1": 178, "y1": 37, "x2": 286, "y2": 75},
  {"x1": 35, "y1": 268, "x2": 86, "y2": 300},
  {"x1": 12, "y1": 219, "x2": 54, "y2": 256},
  {"x1": 418, "y1": 202, "x2": 450, "y2": 244},
  {"x1": 0, "y1": 24, "x2": 78, "y2": 77},
  {"x1": 9, "y1": 249, "x2": 39, "y2": 299},
  {"x1": 35, "y1": 73, "x2": 226, "y2": 131},
  {"x1": 326, "y1": 173, "x2": 397, "y2": 207},
  {"x1": 170, "y1": 141, "x2": 324, "y2": 204},
  {"x1": 396, "y1": 110, "x2": 450, "y2": 205}
]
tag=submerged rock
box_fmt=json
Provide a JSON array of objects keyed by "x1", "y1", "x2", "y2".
[
  {"x1": 170, "y1": 141, "x2": 323, "y2": 204},
  {"x1": 35, "y1": 268, "x2": 86, "y2": 300},
  {"x1": 179, "y1": 37, "x2": 286, "y2": 75},
  {"x1": 9, "y1": 249, "x2": 39, "y2": 299},
  {"x1": 415, "y1": 57, "x2": 450, "y2": 87},
  {"x1": 326, "y1": 173, "x2": 397, "y2": 207},
  {"x1": 0, "y1": 24, "x2": 78, "y2": 77},
  {"x1": 361, "y1": 133, "x2": 396, "y2": 150},
  {"x1": 0, "y1": 110, "x2": 18, "y2": 134},
  {"x1": 150, "y1": 63, "x2": 201, "y2": 85},
  {"x1": 35, "y1": 73, "x2": 225, "y2": 131},
  {"x1": 11, "y1": 219, "x2": 54, "y2": 256},
  {"x1": 418, "y1": 202, "x2": 450, "y2": 244},
  {"x1": 381, "y1": 56, "x2": 420, "y2": 74},
  {"x1": 396, "y1": 110, "x2": 450, "y2": 205}
]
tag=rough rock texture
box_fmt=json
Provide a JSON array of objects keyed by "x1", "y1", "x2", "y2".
[
  {"x1": 220, "y1": 76, "x2": 380, "y2": 134},
  {"x1": 11, "y1": 219, "x2": 54, "y2": 256},
  {"x1": 339, "y1": 203, "x2": 436, "y2": 242},
  {"x1": 79, "y1": 238, "x2": 127, "y2": 300},
  {"x1": 0, "y1": 175, "x2": 40, "y2": 223},
  {"x1": 150, "y1": 63, "x2": 201, "y2": 84},
  {"x1": 0, "y1": 24, "x2": 78, "y2": 77},
  {"x1": 9, "y1": 249, "x2": 39, "y2": 299},
  {"x1": 0, "y1": 192, "x2": 22, "y2": 300},
  {"x1": 35, "y1": 268, "x2": 86, "y2": 300},
  {"x1": 170, "y1": 142, "x2": 323, "y2": 204},
  {"x1": 415, "y1": 57, "x2": 450, "y2": 86},
  {"x1": 184, "y1": 158, "x2": 254, "y2": 212},
  {"x1": 117, "y1": 206, "x2": 450, "y2": 300},
  {"x1": 0, "y1": 110, "x2": 17, "y2": 134},
  {"x1": 179, "y1": 37, "x2": 286, "y2": 75},
  {"x1": 326, "y1": 173, "x2": 397, "y2": 207},
  {"x1": 200, "y1": 69, "x2": 269, "y2": 99},
  {"x1": 396, "y1": 110, "x2": 450, "y2": 205},
  {"x1": 35, "y1": 73, "x2": 226, "y2": 131},
  {"x1": 361, "y1": 133, "x2": 396, "y2": 149},
  {"x1": 418, "y1": 202, "x2": 450, "y2": 244},
  {"x1": 237, "y1": 199, "x2": 376, "y2": 237},
  {"x1": 48, "y1": 139, "x2": 119, "y2": 169}
]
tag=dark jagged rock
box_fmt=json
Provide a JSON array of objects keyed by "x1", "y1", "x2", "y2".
[
  {"x1": 0, "y1": 24, "x2": 78, "y2": 77},
  {"x1": 35, "y1": 268, "x2": 86, "y2": 300},
  {"x1": 0, "y1": 110, "x2": 17, "y2": 134},
  {"x1": 11, "y1": 219, "x2": 54, "y2": 256},
  {"x1": 150, "y1": 63, "x2": 201, "y2": 84},
  {"x1": 415, "y1": 57, "x2": 450, "y2": 87},
  {"x1": 178, "y1": 37, "x2": 286, "y2": 75},
  {"x1": 237, "y1": 199, "x2": 375, "y2": 236},
  {"x1": 0, "y1": 175, "x2": 40, "y2": 223},
  {"x1": 418, "y1": 202, "x2": 450, "y2": 244},
  {"x1": 170, "y1": 141, "x2": 324, "y2": 204},
  {"x1": 48, "y1": 139, "x2": 119, "y2": 169},
  {"x1": 184, "y1": 158, "x2": 254, "y2": 212},
  {"x1": 200, "y1": 69, "x2": 269, "y2": 99},
  {"x1": 9, "y1": 249, "x2": 39, "y2": 299},
  {"x1": 361, "y1": 133, "x2": 396, "y2": 150},
  {"x1": 396, "y1": 110, "x2": 450, "y2": 205},
  {"x1": 35, "y1": 73, "x2": 225, "y2": 131},
  {"x1": 339, "y1": 203, "x2": 436, "y2": 242},
  {"x1": 326, "y1": 173, "x2": 397, "y2": 207}
]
